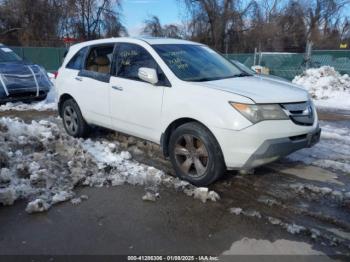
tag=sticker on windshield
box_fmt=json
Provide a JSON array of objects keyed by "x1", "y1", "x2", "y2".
[{"x1": 1, "y1": 48, "x2": 13, "y2": 53}]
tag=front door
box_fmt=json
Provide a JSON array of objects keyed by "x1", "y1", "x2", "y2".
[{"x1": 109, "y1": 43, "x2": 169, "y2": 142}]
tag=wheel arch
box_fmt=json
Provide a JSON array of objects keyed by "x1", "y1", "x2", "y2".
[
  {"x1": 161, "y1": 117, "x2": 221, "y2": 158},
  {"x1": 58, "y1": 93, "x2": 75, "y2": 118}
]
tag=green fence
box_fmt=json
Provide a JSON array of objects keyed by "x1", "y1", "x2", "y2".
[
  {"x1": 226, "y1": 50, "x2": 350, "y2": 80},
  {"x1": 10, "y1": 46, "x2": 66, "y2": 72},
  {"x1": 9, "y1": 46, "x2": 350, "y2": 79}
]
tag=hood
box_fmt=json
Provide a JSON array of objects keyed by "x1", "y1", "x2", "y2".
[
  {"x1": 253, "y1": 74, "x2": 290, "y2": 83},
  {"x1": 0, "y1": 62, "x2": 51, "y2": 94},
  {"x1": 194, "y1": 76, "x2": 308, "y2": 104}
]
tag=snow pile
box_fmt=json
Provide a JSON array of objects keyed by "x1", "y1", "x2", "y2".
[
  {"x1": 288, "y1": 121, "x2": 350, "y2": 174},
  {"x1": 0, "y1": 118, "x2": 89, "y2": 213},
  {"x1": 292, "y1": 66, "x2": 350, "y2": 109},
  {"x1": 81, "y1": 139, "x2": 220, "y2": 203},
  {"x1": 0, "y1": 118, "x2": 220, "y2": 213},
  {"x1": 0, "y1": 73, "x2": 57, "y2": 112},
  {"x1": 80, "y1": 139, "x2": 165, "y2": 191}
]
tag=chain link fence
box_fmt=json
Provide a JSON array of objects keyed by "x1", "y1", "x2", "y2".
[
  {"x1": 226, "y1": 50, "x2": 350, "y2": 80},
  {"x1": 8, "y1": 46, "x2": 350, "y2": 79}
]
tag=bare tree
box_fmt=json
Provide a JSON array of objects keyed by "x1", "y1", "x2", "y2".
[
  {"x1": 181, "y1": 0, "x2": 350, "y2": 52},
  {"x1": 182, "y1": 0, "x2": 255, "y2": 51},
  {"x1": 142, "y1": 16, "x2": 163, "y2": 37},
  {"x1": 0, "y1": 0, "x2": 127, "y2": 46},
  {"x1": 142, "y1": 15, "x2": 183, "y2": 38},
  {"x1": 65, "y1": 0, "x2": 126, "y2": 40},
  {"x1": 163, "y1": 24, "x2": 183, "y2": 38},
  {"x1": 0, "y1": 0, "x2": 64, "y2": 46},
  {"x1": 304, "y1": 0, "x2": 350, "y2": 48}
]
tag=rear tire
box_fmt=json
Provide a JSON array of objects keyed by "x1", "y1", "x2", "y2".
[
  {"x1": 61, "y1": 99, "x2": 90, "y2": 138},
  {"x1": 168, "y1": 122, "x2": 226, "y2": 186}
]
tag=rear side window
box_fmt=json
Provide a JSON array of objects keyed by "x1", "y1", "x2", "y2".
[
  {"x1": 84, "y1": 45, "x2": 114, "y2": 74},
  {"x1": 115, "y1": 43, "x2": 158, "y2": 80},
  {"x1": 66, "y1": 47, "x2": 88, "y2": 70}
]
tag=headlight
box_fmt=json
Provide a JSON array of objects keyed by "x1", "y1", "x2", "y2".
[{"x1": 230, "y1": 102, "x2": 289, "y2": 123}]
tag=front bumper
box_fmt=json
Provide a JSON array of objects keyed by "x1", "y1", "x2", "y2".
[
  {"x1": 211, "y1": 119, "x2": 321, "y2": 170},
  {"x1": 0, "y1": 90, "x2": 48, "y2": 104},
  {"x1": 241, "y1": 126, "x2": 321, "y2": 169}
]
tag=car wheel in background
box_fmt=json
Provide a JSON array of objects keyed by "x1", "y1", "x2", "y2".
[
  {"x1": 62, "y1": 99, "x2": 90, "y2": 138},
  {"x1": 169, "y1": 122, "x2": 226, "y2": 186}
]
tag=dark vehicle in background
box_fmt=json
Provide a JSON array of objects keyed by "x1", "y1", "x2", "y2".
[{"x1": 0, "y1": 44, "x2": 52, "y2": 104}]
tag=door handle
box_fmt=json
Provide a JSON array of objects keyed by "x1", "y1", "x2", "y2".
[
  {"x1": 112, "y1": 86, "x2": 123, "y2": 91},
  {"x1": 75, "y1": 77, "x2": 83, "y2": 81}
]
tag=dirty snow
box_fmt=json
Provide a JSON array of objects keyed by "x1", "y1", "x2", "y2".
[
  {"x1": 229, "y1": 206, "x2": 307, "y2": 236},
  {"x1": 142, "y1": 192, "x2": 159, "y2": 202},
  {"x1": 0, "y1": 73, "x2": 57, "y2": 111},
  {"x1": 228, "y1": 206, "x2": 347, "y2": 246},
  {"x1": 0, "y1": 118, "x2": 220, "y2": 213},
  {"x1": 229, "y1": 207, "x2": 242, "y2": 215},
  {"x1": 288, "y1": 121, "x2": 350, "y2": 174},
  {"x1": 184, "y1": 187, "x2": 220, "y2": 203},
  {"x1": 293, "y1": 66, "x2": 350, "y2": 109}
]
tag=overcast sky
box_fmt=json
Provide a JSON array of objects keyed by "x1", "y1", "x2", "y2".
[{"x1": 123, "y1": 0, "x2": 183, "y2": 36}]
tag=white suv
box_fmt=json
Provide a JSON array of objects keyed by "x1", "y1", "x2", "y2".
[{"x1": 56, "y1": 37, "x2": 321, "y2": 186}]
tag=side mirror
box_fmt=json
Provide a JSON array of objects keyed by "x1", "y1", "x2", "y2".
[{"x1": 138, "y1": 67, "x2": 158, "y2": 85}]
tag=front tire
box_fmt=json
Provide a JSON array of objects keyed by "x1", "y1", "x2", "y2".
[
  {"x1": 169, "y1": 122, "x2": 226, "y2": 186},
  {"x1": 62, "y1": 99, "x2": 90, "y2": 137}
]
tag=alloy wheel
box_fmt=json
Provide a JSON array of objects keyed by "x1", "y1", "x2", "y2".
[
  {"x1": 63, "y1": 105, "x2": 78, "y2": 134},
  {"x1": 174, "y1": 134, "x2": 209, "y2": 178}
]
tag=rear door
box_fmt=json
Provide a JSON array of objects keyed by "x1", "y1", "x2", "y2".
[
  {"x1": 109, "y1": 43, "x2": 170, "y2": 142},
  {"x1": 75, "y1": 44, "x2": 115, "y2": 127},
  {"x1": 58, "y1": 46, "x2": 88, "y2": 111}
]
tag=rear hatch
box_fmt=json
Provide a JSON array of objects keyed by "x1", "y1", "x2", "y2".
[{"x1": 0, "y1": 62, "x2": 51, "y2": 98}]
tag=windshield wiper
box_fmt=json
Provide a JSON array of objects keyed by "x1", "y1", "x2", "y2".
[
  {"x1": 189, "y1": 77, "x2": 218, "y2": 82},
  {"x1": 232, "y1": 72, "x2": 252, "y2": 77},
  {"x1": 188, "y1": 73, "x2": 252, "y2": 82}
]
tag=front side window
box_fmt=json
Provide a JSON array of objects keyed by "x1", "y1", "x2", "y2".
[
  {"x1": 153, "y1": 44, "x2": 245, "y2": 82},
  {"x1": 115, "y1": 43, "x2": 158, "y2": 80},
  {"x1": 66, "y1": 47, "x2": 87, "y2": 70},
  {"x1": 84, "y1": 45, "x2": 114, "y2": 74}
]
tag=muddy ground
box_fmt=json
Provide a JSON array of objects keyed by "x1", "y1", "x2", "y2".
[{"x1": 0, "y1": 108, "x2": 349, "y2": 261}]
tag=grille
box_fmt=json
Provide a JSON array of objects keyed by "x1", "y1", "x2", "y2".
[{"x1": 280, "y1": 101, "x2": 314, "y2": 126}]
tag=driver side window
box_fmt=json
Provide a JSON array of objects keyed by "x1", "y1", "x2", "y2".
[{"x1": 115, "y1": 43, "x2": 157, "y2": 81}]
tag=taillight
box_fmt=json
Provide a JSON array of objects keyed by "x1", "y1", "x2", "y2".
[{"x1": 53, "y1": 71, "x2": 58, "y2": 79}]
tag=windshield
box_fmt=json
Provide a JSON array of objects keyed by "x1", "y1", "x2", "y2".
[
  {"x1": 231, "y1": 60, "x2": 256, "y2": 75},
  {"x1": 153, "y1": 44, "x2": 248, "y2": 82},
  {"x1": 0, "y1": 46, "x2": 22, "y2": 62}
]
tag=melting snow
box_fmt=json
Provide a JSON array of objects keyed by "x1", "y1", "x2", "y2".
[
  {"x1": 288, "y1": 121, "x2": 350, "y2": 174},
  {"x1": 0, "y1": 118, "x2": 220, "y2": 213}
]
